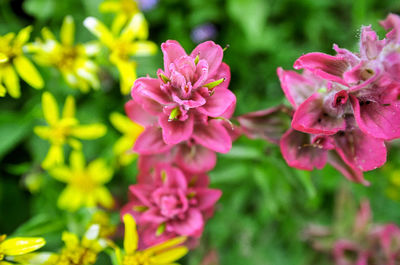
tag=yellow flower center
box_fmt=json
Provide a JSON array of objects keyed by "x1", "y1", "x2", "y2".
[
  {"x1": 56, "y1": 245, "x2": 98, "y2": 265},
  {"x1": 56, "y1": 46, "x2": 79, "y2": 71},
  {"x1": 123, "y1": 252, "x2": 153, "y2": 265},
  {"x1": 114, "y1": 40, "x2": 131, "y2": 61},
  {"x1": 0, "y1": 39, "x2": 20, "y2": 65},
  {"x1": 71, "y1": 172, "x2": 97, "y2": 192}
]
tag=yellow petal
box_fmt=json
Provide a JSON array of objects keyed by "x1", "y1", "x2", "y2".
[
  {"x1": 83, "y1": 17, "x2": 115, "y2": 48},
  {"x1": 82, "y1": 42, "x2": 101, "y2": 56},
  {"x1": 88, "y1": 159, "x2": 113, "y2": 184},
  {"x1": 0, "y1": 52, "x2": 9, "y2": 63},
  {"x1": 67, "y1": 138, "x2": 82, "y2": 150},
  {"x1": 41, "y1": 27, "x2": 56, "y2": 41},
  {"x1": 120, "y1": 13, "x2": 148, "y2": 42},
  {"x1": 122, "y1": 214, "x2": 138, "y2": 255},
  {"x1": 41, "y1": 92, "x2": 59, "y2": 125},
  {"x1": 112, "y1": 58, "x2": 136, "y2": 95},
  {"x1": 110, "y1": 112, "x2": 132, "y2": 133},
  {"x1": 70, "y1": 150, "x2": 85, "y2": 172},
  {"x1": 150, "y1": 246, "x2": 188, "y2": 264},
  {"x1": 10, "y1": 252, "x2": 58, "y2": 264},
  {"x1": 58, "y1": 186, "x2": 82, "y2": 211},
  {"x1": 14, "y1": 25, "x2": 33, "y2": 46},
  {"x1": 145, "y1": 237, "x2": 187, "y2": 254},
  {"x1": 99, "y1": 1, "x2": 121, "y2": 12},
  {"x1": 0, "y1": 84, "x2": 6, "y2": 97},
  {"x1": 61, "y1": 231, "x2": 79, "y2": 248},
  {"x1": 3, "y1": 65, "x2": 20, "y2": 98},
  {"x1": 129, "y1": 41, "x2": 157, "y2": 56},
  {"x1": 33, "y1": 126, "x2": 51, "y2": 139},
  {"x1": 70, "y1": 124, "x2": 106, "y2": 139},
  {"x1": 49, "y1": 166, "x2": 71, "y2": 182},
  {"x1": 95, "y1": 187, "x2": 114, "y2": 209},
  {"x1": 119, "y1": 153, "x2": 136, "y2": 166},
  {"x1": 14, "y1": 56, "x2": 44, "y2": 89},
  {"x1": 76, "y1": 67, "x2": 99, "y2": 89},
  {"x1": 1, "y1": 237, "x2": 45, "y2": 256},
  {"x1": 111, "y1": 13, "x2": 128, "y2": 36},
  {"x1": 61, "y1": 16, "x2": 75, "y2": 46},
  {"x1": 42, "y1": 145, "x2": 64, "y2": 169},
  {"x1": 113, "y1": 136, "x2": 134, "y2": 156},
  {"x1": 62, "y1": 96, "x2": 75, "y2": 119}
]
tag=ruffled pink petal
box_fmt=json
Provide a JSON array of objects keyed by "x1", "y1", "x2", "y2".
[
  {"x1": 175, "y1": 144, "x2": 217, "y2": 174},
  {"x1": 292, "y1": 93, "x2": 346, "y2": 135},
  {"x1": 125, "y1": 100, "x2": 157, "y2": 126},
  {"x1": 280, "y1": 129, "x2": 328, "y2": 170},
  {"x1": 159, "y1": 114, "x2": 194, "y2": 145},
  {"x1": 333, "y1": 127, "x2": 387, "y2": 172},
  {"x1": 192, "y1": 59, "x2": 209, "y2": 89},
  {"x1": 169, "y1": 208, "x2": 204, "y2": 236},
  {"x1": 191, "y1": 41, "x2": 223, "y2": 76},
  {"x1": 132, "y1": 77, "x2": 170, "y2": 115},
  {"x1": 194, "y1": 188, "x2": 222, "y2": 211},
  {"x1": 192, "y1": 119, "x2": 232, "y2": 153},
  {"x1": 161, "y1": 40, "x2": 187, "y2": 75},
  {"x1": 141, "y1": 207, "x2": 168, "y2": 224},
  {"x1": 172, "y1": 91, "x2": 206, "y2": 108},
  {"x1": 208, "y1": 62, "x2": 231, "y2": 91},
  {"x1": 327, "y1": 150, "x2": 367, "y2": 184},
  {"x1": 197, "y1": 88, "x2": 236, "y2": 117},
  {"x1": 350, "y1": 95, "x2": 400, "y2": 140},
  {"x1": 277, "y1": 67, "x2": 321, "y2": 108},
  {"x1": 155, "y1": 164, "x2": 188, "y2": 190},
  {"x1": 237, "y1": 105, "x2": 292, "y2": 144},
  {"x1": 128, "y1": 184, "x2": 154, "y2": 206},
  {"x1": 138, "y1": 151, "x2": 175, "y2": 177},
  {"x1": 359, "y1": 26, "x2": 385, "y2": 60},
  {"x1": 133, "y1": 126, "x2": 172, "y2": 155},
  {"x1": 293, "y1": 52, "x2": 349, "y2": 86},
  {"x1": 380, "y1": 13, "x2": 400, "y2": 44}
]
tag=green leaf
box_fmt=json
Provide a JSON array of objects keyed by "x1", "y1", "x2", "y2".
[{"x1": 23, "y1": 0, "x2": 55, "y2": 20}]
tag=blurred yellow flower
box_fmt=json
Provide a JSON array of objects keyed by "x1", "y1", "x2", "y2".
[
  {"x1": 26, "y1": 16, "x2": 101, "y2": 92},
  {"x1": 0, "y1": 26, "x2": 43, "y2": 98},
  {"x1": 83, "y1": 13, "x2": 157, "y2": 94},
  {"x1": 34, "y1": 92, "x2": 106, "y2": 169},
  {"x1": 99, "y1": 0, "x2": 140, "y2": 34},
  {"x1": 12, "y1": 225, "x2": 106, "y2": 265},
  {"x1": 113, "y1": 214, "x2": 188, "y2": 265},
  {"x1": 110, "y1": 112, "x2": 143, "y2": 166},
  {"x1": 50, "y1": 150, "x2": 114, "y2": 212},
  {"x1": 0, "y1": 234, "x2": 45, "y2": 264},
  {"x1": 88, "y1": 211, "x2": 117, "y2": 238}
]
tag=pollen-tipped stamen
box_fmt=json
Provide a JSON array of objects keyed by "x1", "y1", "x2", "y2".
[{"x1": 204, "y1": 78, "x2": 225, "y2": 90}]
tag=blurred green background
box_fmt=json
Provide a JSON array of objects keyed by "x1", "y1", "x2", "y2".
[{"x1": 1, "y1": 0, "x2": 400, "y2": 264}]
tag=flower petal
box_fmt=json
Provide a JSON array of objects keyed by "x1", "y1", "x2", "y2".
[
  {"x1": 133, "y1": 126, "x2": 171, "y2": 155},
  {"x1": 1, "y1": 237, "x2": 45, "y2": 256},
  {"x1": 161, "y1": 40, "x2": 187, "y2": 75},
  {"x1": 70, "y1": 124, "x2": 107, "y2": 139},
  {"x1": 159, "y1": 115, "x2": 194, "y2": 145},
  {"x1": 191, "y1": 41, "x2": 223, "y2": 76},
  {"x1": 175, "y1": 144, "x2": 217, "y2": 174},
  {"x1": 131, "y1": 77, "x2": 169, "y2": 115},
  {"x1": 123, "y1": 214, "x2": 138, "y2": 255},
  {"x1": 192, "y1": 119, "x2": 232, "y2": 153},
  {"x1": 194, "y1": 188, "x2": 221, "y2": 211},
  {"x1": 14, "y1": 56, "x2": 43, "y2": 89},
  {"x1": 83, "y1": 17, "x2": 115, "y2": 47},
  {"x1": 41, "y1": 92, "x2": 59, "y2": 125},
  {"x1": 169, "y1": 208, "x2": 203, "y2": 236},
  {"x1": 125, "y1": 100, "x2": 158, "y2": 127},
  {"x1": 60, "y1": 16, "x2": 75, "y2": 46},
  {"x1": 3, "y1": 65, "x2": 20, "y2": 98},
  {"x1": 197, "y1": 88, "x2": 236, "y2": 117}
]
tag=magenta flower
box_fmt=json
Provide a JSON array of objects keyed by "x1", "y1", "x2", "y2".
[
  {"x1": 131, "y1": 40, "x2": 236, "y2": 151},
  {"x1": 121, "y1": 163, "x2": 221, "y2": 247}
]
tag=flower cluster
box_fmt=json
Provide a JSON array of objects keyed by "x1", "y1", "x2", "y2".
[
  {"x1": 123, "y1": 40, "x2": 236, "y2": 246},
  {"x1": 305, "y1": 200, "x2": 400, "y2": 265}
]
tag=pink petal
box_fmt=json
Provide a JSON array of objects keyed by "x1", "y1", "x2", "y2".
[
  {"x1": 292, "y1": 93, "x2": 346, "y2": 135},
  {"x1": 169, "y1": 208, "x2": 204, "y2": 236},
  {"x1": 208, "y1": 62, "x2": 231, "y2": 91},
  {"x1": 237, "y1": 105, "x2": 293, "y2": 144},
  {"x1": 125, "y1": 100, "x2": 157, "y2": 126},
  {"x1": 129, "y1": 184, "x2": 153, "y2": 206},
  {"x1": 192, "y1": 59, "x2": 209, "y2": 89},
  {"x1": 327, "y1": 150, "x2": 367, "y2": 184},
  {"x1": 133, "y1": 126, "x2": 172, "y2": 155},
  {"x1": 192, "y1": 119, "x2": 232, "y2": 153},
  {"x1": 194, "y1": 188, "x2": 222, "y2": 211},
  {"x1": 161, "y1": 40, "x2": 187, "y2": 75},
  {"x1": 293, "y1": 52, "x2": 349, "y2": 86},
  {"x1": 191, "y1": 41, "x2": 223, "y2": 76},
  {"x1": 280, "y1": 129, "x2": 328, "y2": 170},
  {"x1": 197, "y1": 88, "x2": 236, "y2": 117},
  {"x1": 334, "y1": 127, "x2": 387, "y2": 172},
  {"x1": 175, "y1": 144, "x2": 217, "y2": 174},
  {"x1": 159, "y1": 114, "x2": 194, "y2": 145},
  {"x1": 138, "y1": 151, "x2": 175, "y2": 177},
  {"x1": 380, "y1": 13, "x2": 400, "y2": 43},
  {"x1": 155, "y1": 164, "x2": 188, "y2": 190},
  {"x1": 132, "y1": 77, "x2": 170, "y2": 115},
  {"x1": 141, "y1": 207, "x2": 168, "y2": 224},
  {"x1": 359, "y1": 26, "x2": 385, "y2": 60},
  {"x1": 350, "y1": 95, "x2": 400, "y2": 140}
]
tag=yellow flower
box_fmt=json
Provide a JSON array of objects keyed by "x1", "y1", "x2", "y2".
[
  {"x1": 0, "y1": 234, "x2": 45, "y2": 264},
  {"x1": 99, "y1": 0, "x2": 140, "y2": 34},
  {"x1": 12, "y1": 225, "x2": 106, "y2": 265},
  {"x1": 88, "y1": 211, "x2": 117, "y2": 238},
  {"x1": 0, "y1": 26, "x2": 44, "y2": 98},
  {"x1": 26, "y1": 16, "x2": 100, "y2": 93},
  {"x1": 83, "y1": 14, "x2": 157, "y2": 94},
  {"x1": 113, "y1": 214, "x2": 188, "y2": 265},
  {"x1": 50, "y1": 150, "x2": 114, "y2": 212},
  {"x1": 110, "y1": 112, "x2": 143, "y2": 166},
  {"x1": 34, "y1": 92, "x2": 106, "y2": 169}
]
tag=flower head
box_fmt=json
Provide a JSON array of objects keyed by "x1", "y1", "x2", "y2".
[
  {"x1": 113, "y1": 214, "x2": 188, "y2": 265},
  {"x1": 0, "y1": 26, "x2": 43, "y2": 98},
  {"x1": 0, "y1": 234, "x2": 45, "y2": 264},
  {"x1": 49, "y1": 150, "x2": 114, "y2": 212},
  {"x1": 110, "y1": 112, "x2": 144, "y2": 166},
  {"x1": 122, "y1": 164, "x2": 221, "y2": 247},
  {"x1": 26, "y1": 16, "x2": 101, "y2": 92},
  {"x1": 84, "y1": 14, "x2": 157, "y2": 94},
  {"x1": 131, "y1": 40, "x2": 236, "y2": 150},
  {"x1": 34, "y1": 92, "x2": 106, "y2": 169}
]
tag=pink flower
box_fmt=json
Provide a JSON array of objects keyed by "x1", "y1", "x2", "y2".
[
  {"x1": 121, "y1": 163, "x2": 221, "y2": 247},
  {"x1": 131, "y1": 40, "x2": 236, "y2": 149}
]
